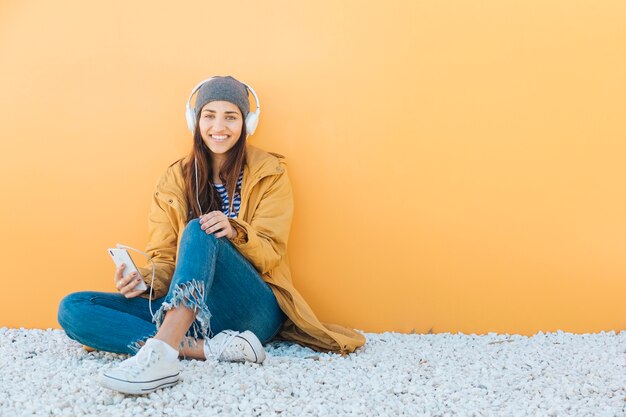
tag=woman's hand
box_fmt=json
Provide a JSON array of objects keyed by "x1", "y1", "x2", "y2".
[
  {"x1": 199, "y1": 211, "x2": 237, "y2": 239},
  {"x1": 114, "y1": 264, "x2": 147, "y2": 298}
]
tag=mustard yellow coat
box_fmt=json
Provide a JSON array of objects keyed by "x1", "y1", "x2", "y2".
[{"x1": 137, "y1": 145, "x2": 366, "y2": 354}]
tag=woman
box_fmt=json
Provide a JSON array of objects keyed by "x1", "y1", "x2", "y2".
[{"x1": 58, "y1": 76, "x2": 365, "y2": 395}]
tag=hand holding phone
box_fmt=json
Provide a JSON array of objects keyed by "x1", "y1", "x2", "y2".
[{"x1": 108, "y1": 248, "x2": 148, "y2": 293}]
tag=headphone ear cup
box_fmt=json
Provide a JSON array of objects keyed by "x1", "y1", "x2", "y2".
[
  {"x1": 246, "y1": 111, "x2": 259, "y2": 136},
  {"x1": 185, "y1": 108, "x2": 196, "y2": 133}
]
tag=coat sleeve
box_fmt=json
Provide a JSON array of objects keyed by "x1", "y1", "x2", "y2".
[
  {"x1": 137, "y1": 187, "x2": 180, "y2": 300},
  {"x1": 228, "y1": 168, "x2": 293, "y2": 275}
]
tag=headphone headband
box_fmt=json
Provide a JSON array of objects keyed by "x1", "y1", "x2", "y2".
[{"x1": 185, "y1": 77, "x2": 261, "y2": 136}]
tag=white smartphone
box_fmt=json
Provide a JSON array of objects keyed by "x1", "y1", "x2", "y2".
[{"x1": 107, "y1": 248, "x2": 148, "y2": 292}]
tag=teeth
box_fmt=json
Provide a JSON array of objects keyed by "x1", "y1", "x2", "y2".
[{"x1": 211, "y1": 135, "x2": 228, "y2": 140}]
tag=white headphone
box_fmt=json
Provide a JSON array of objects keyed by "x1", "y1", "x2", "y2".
[{"x1": 185, "y1": 77, "x2": 261, "y2": 136}]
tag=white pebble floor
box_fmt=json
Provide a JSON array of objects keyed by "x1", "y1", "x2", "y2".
[{"x1": 0, "y1": 327, "x2": 625, "y2": 417}]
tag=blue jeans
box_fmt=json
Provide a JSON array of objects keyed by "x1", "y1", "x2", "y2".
[{"x1": 58, "y1": 219, "x2": 286, "y2": 355}]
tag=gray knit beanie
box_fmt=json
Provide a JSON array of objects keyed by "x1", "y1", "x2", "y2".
[{"x1": 194, "y1": 76, "x2": 250, "y2": 119}]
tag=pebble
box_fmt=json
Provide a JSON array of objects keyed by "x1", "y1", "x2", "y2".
[{"x1": 1, "y1": 328, "x2": 625, "y2": 416}]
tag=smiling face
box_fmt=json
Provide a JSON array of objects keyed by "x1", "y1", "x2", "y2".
[{"x1": 198, "y1": 100, "x2": 244, "y2": 160}]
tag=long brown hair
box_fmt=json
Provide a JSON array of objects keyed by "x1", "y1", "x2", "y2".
[{"x1": 183, "y1": 119, "x2": 247, "y2": 222}]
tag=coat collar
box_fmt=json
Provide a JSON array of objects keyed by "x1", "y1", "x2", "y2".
[{"x1": 159, "y1": 144, "x2": 286, "y2": 201}]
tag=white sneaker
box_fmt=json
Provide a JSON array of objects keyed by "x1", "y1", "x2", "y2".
[
  {"x1": 204, "y1": 330, "x2": 266, "y2": 364},
  {"x1": 99, "y1": 338, "x2": 180, "y2": 395}
]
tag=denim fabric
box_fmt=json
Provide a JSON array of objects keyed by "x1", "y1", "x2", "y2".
[{"x1": 58, "y1": 219, "x2": 286, "y2": 355}]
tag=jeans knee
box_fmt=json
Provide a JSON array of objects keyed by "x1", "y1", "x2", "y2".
[
  {"x1": 57, "y1": 292, "x2": 89, "y2": 330},
  {"x1": 185, "y1": 218, "x2": 202, "y2": 234},
  {"x1": 183, "y1": 218, "x2": 219, "y2": 245}
]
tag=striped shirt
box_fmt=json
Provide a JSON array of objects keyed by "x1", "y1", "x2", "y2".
[{"x1": 213, "y1": 171, "x2": 243, "y2": 218}]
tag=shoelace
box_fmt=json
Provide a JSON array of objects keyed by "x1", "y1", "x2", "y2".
[
  {"x1": 125, "y1": 346, "x2": 159, "y2": 377},
  {"x1": 206, "y1": 331, "x2": 241, "y2": 361}
]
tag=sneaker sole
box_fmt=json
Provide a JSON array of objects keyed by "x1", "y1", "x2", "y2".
[
  {"x1": 99, "y1": 372, "x2": 180, "y2": 395},
  {"x1": 238, "y1": 330, "x2": 266, "y2": 364}
]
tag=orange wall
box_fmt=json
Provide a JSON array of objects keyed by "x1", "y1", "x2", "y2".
[{"x1": 1, "y1": 1, "x2": 625, "y2": 335}]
